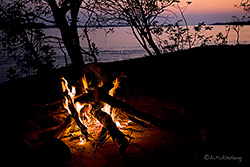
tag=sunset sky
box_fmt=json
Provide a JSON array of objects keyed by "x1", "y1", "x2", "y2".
[{"x1": 173, "y1": 0, "x2": 246, "y2": 24}]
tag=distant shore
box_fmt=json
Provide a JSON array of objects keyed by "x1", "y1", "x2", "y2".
[
  {"x1": 211, "y1": 21, "x2": 250, "y2": 25},
  {"x1": 43, "y1": 21, "x2": 250, "y2": 28},
  {"x1": 2, "y1": 21, "x2": 249, "y2": 30}
]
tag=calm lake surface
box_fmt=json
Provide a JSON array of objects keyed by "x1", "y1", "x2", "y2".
[{"x1": 0, "y1": 25, "x2": 250, "y2": 83}]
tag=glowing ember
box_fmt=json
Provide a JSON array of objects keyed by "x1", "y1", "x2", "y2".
[
  {"x1": 75, "y1": 102, "x2": 84, "y2": 114},
  {"x1": 116, "y1": 121, "x2": 123, "y2": 128},
  {"x1": 63, "y1": 98, "x2": 71, "y2": 114},
  {"x1": 101, "y1": 103, "x2": 111, "y2": 115},
  {"x1": 79, "y1": 137, "x2": 85, "y2": 145}
]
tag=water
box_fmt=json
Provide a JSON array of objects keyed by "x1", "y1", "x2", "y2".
[
  {"x1": 44, "y1": 27, "x2": 148, "y2": 63},
  {"x1": 47, "y1": 25, "x2": 250, "y2": 64},
  {"x1": 1, "y1": 25, "x2": 250, "y2": 83}
]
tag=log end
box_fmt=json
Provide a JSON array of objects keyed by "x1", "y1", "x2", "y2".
[{"x1": 118, "y1": 139, "x2": 129, "y2": 156}]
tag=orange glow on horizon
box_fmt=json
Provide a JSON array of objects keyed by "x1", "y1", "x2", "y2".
[{"x1": 181, "y1": 0, "x2": 243, "y2": 14}]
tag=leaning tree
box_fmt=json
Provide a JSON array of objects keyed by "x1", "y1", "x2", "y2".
[{"x1": 93, "y1": 0, "x2": 179, "y2": 56}]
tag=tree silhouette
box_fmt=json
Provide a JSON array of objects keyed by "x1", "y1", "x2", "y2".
[
  {"x1": 93, "y1": 0, "x2": 179, "y2": 56},
  {"x1": 0, "y1": 0, "x2": 56, "y2": 78},
  {"x1": 230, "y1": 0, "x2": 250, "y2": 45},
  {"x1": 0, "y1": 0, "x2": 102, "y2": 79},
  {"x1": 237, "y1": 0, "x2": 250, "y2": 13},
  {"x1": 175, "y1": 1, "x2": 192, "y2": 49},
  {"x1": 47, "y1": 0, "x2": 85, "y2": 68}
]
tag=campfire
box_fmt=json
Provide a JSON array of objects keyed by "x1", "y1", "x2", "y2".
[
  {"x1": 60, "y1": 74, "x2": 131, "y2": 155},
  {"x1": 39, "y1": 65, "x2": 163, "y2": 156}
]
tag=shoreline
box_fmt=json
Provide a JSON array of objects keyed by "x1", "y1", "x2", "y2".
[
  {"x1": 7, "y1": 21, "x2": 249, "y2": 29},
  {"x1": 1, "y1": 44, "x2": 249, "y2": 88}
]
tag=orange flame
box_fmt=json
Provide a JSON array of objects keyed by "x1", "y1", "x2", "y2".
[
  {"x1": 63, "y1": 98, "x2": 71, "y2": 114},
  {"x1": 61, "y1": 77, "x2": 77, "y2": 114},
  {"x1": 109, "y1": 77, "x2": 121, "y2": 96},
  {"x1": 81, "y1": 74, "x2": 89, "y2": 93}
]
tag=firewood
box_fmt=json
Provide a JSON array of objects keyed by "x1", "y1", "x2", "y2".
[
  {"x1": 64, "y1": 92, "x2": 90, "y2": 141},
  {"x1": 93, "y1": 127, "x2": 109, "y2": 152},
  {"x1": 91, "y1": 108, "x2": 129, "y2": 155},
  {"x1": 75, "y1": 87, "x2": 163, "y2": 128},
  {"x1": 98, "y1": 92, "x2": 164, "y2": 128},
  {"x1": 39, "y1": 115, "x2": 74, "y2": 140},
  {"x1": 74, "y1": 91, "x2": 95, "y2": 104}
]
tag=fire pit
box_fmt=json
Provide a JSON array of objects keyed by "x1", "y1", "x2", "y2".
[
  {"x1": 60, "y1": 74, "x2": 130, "y2": 155},
  {"x1": 39, "y1": 65, "x2": 163, "y2": 156}
]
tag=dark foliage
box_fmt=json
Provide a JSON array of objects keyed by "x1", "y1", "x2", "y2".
[{"x1": 0, "y1": 1, "x2": 56, "y2": 79}]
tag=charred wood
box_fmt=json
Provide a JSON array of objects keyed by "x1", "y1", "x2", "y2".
[
  {"x1": 91, "y1": 108, "x2": 129, "y2": 155},
  {"x1": 64, "y1": 92, "x2": 90, "y2": 141},
  {"x1": 75, "y1": 87, "x2": 163, "y2": 128},
  {"x1": 74, "y1": 91, "x2": 95, "y2": 104},
  {"x1": 99, "y1": 93, "x2": 164, "y2": 128},
  {"x1": 93, "y1": 127, "x2": 109, "y2": 152},
  {"x1": 39, "y1": 115, "x2": 74, "y2": 140}
]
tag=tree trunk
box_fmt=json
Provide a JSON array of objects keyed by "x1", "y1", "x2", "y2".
[
  {"x1": 130, "y1": 18, "x2": 161, "y2": 56},
  {"x1": 146, "y1": 36, "x2": 161, "y2": 55},
  {"x1": 47, "y1": 0, "x2": 84, "y2": 68},
  {"x1": 69, "y1": 0, "x2": 84, "y2": 67},
  {"x1": 48, "y1": 0, "x2": 85, "y2": 94},
  {"x1": 130, "y1": 25, "x2": 153, "y2": 56}
]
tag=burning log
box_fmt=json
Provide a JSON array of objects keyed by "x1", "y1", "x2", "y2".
[
  {"x1": 90, "y1": 108, "x2": 129, "y2": 155},
  {"x1": 99, "y1": 92, "x2": 164, "y2": 128},
  {"x1": 75, "y1": 87, "x2": 163, "y2": 128},
  {"x1": 60, "y1": 75, "x2": 130, "y2": 154},
  {"x1": 61, "y1": 77, "x2": 90, "y2": 141},
  {"x1": 39, "y1": 115, "x2": 74, "y2": 140},
  {"x1": 94, "y1": 127, "x2": 109, "y2": 152},
  {"x1": 68, "y1": 101, "x2": 90, "y2": 141}
]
